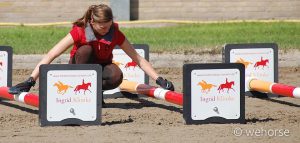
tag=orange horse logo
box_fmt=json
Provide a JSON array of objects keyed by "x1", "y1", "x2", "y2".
[
  {"x1": 74, "y1": 79, "x2": 91, "y2": 95},
  {"x1": 53, "y1": 81, "x2": 73, "y2": 95},
  {"x1": 124, "y1": 60, "x2": 138, "y2": 70},
  {"x1": 112, "y1": 60, "x2": 123, "y2": 67},
  {"x1": 254, "y1": 57, "x2": 269, "y2": 69},
  {"x1": 236, "y1": 58, "x2": 252, "y2": 68},
  {"x1": 197, "y1": 80, "x2": 216, "y2": 93},
  {"x1": 217, "y1": 78, "x2": 235, "y2": 93}
]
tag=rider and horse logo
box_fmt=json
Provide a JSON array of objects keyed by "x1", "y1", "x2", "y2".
[
  {"x1": 74, "y1": 79, "x2": 92, "y2": 95},
  {"x1": 217, "y1": 78, "x2": 235, "y2": 93},
  {"x1": 197, "y1": 78, "x2": 235, "y2": 94},
  {"x1": 254, "y1": 57, "x2": 269, "y2": 69},
  {"x1": 124, "y1": 60, "x2": 138, "y2": 70},
  {"x1": 236, "y1": 57, "x2": 269, "y2": 70},
  {"x1": 53, "y1": 79, "x2": 92, "y2": 95},
  {"x1": 112, "y1": 60, "x2": 139, "y2": 70}
]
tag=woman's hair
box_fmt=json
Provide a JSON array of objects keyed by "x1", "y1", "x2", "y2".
[{"x1": 73, "y1": 4, "x2": 113, "y2": 27}]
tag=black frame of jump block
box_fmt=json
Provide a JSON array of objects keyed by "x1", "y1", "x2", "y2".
[
  {"x1": 222, "y1": 43, "x2": 278, "y2": 98},
  {"x1": 183, "y1": 63, "x2": 245, "y2": 124},
  {"x1": 39, "y1": 64, "x2": 102, "y2": 126},
  {"x1": 0, "y1": 46, "x2": 12, "y2": 87}
]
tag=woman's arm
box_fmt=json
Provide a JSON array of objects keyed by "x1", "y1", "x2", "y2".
[
  {"x1": 30, "y1": 33, "x2": 74, "y2": 80},
  {"x1": 120, "y1": 38, "x2": 159, "y2": 81}
]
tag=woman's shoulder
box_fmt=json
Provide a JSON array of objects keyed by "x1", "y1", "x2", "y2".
[
  {"x1": 71, "y1": 25, "x2": 85, "y2": 31},
  {"x1": 70, "y1": 25, "x2": 86, "y2": 37},
  {"x1": 69, "y1": 24, "x2": 86, "y2": 42},
  {"x1": 112, "y1": 22, "x2": 120, "y2": 30}
]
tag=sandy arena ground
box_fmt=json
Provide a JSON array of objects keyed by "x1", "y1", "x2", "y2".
[{"x1": 0, "y1": 51, "x2": 299, "y2": 143}]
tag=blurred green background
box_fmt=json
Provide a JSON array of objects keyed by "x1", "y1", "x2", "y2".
[{"x1": 0, "y1": 22, "x2": 299, "y2": 54}]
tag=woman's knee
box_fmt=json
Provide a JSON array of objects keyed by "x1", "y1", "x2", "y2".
[
  {"x1": 102, "y1": 64, "x2": 123, "y2": 90},
  {"x1": 74, "y1": 45, "x2": 93, "y2": 64}
]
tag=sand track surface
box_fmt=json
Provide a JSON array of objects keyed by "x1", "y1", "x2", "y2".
[{"x1": 0, "y1": 52, "x2": 299, "y2": 143}]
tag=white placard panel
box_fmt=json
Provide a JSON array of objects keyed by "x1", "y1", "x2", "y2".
[
  {"x1": 191, "y1": 69, "x2": 241, "y2": 120},
  {"x1": 230, "y1": 48, "x2": 274, "y2": 91},
  {"x1": 46, "y1": 70, "x2": 98, "y2": 121},
  {"x1": 183, "y1": 63, "x2": 245, "y2": 124},
  {"x1": 104, "y1": 45, "x2": 148, "y2": 95},
  {"x1": 0, "y1": 51, "x2": 8, "y2": 87}
]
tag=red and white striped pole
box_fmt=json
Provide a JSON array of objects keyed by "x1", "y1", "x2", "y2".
[
  {"x1": 119, "y1": 80, "x2": 183, "y2": 106},
  {"x1": 0, "y1": 86, "x2": 39, "y2": 107},
  {"x1": 246, "y1": 77, "x2": 300, "y2": 98}
]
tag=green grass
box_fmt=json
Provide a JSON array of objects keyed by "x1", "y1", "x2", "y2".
[
  {"x1": 0, "y1": 26, "x2": 69, "y2": 54},
  {"x1": 0, "y1": 22, "x2": 299, "y2": 54}
]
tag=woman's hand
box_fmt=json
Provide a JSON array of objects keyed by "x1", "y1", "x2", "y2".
[
  {"x1": 156, "y1": 77, "x2": 175, "y2": 91},
  {"x1": 8, "y1": 77, "x2": 36, "y2": 94}
]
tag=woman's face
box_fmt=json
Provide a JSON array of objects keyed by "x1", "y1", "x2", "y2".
[{"x1": 91, "y1": 20, "x2": 113, "y2": 36}]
